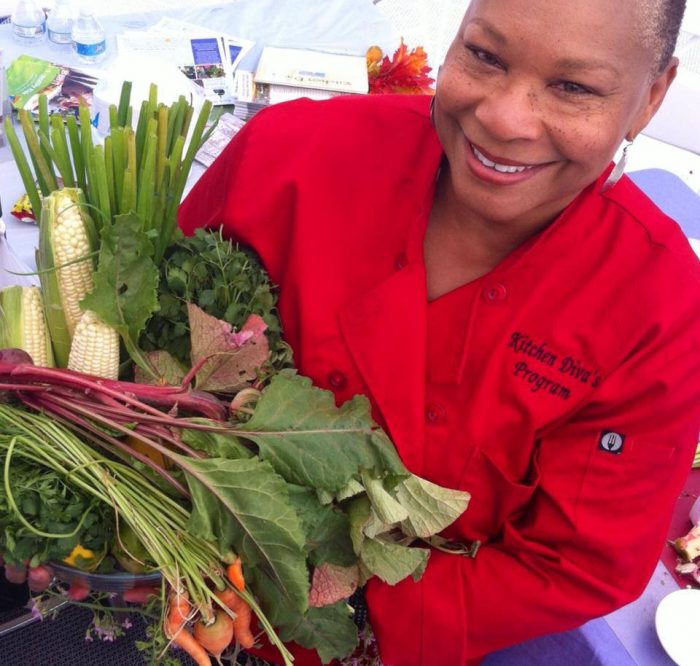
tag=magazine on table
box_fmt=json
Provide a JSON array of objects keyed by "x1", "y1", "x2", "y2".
[
  {"x1": 254, "y1": 46, "x2": 369, "y2": 95},
  {"x1": 7, "y1": 54, "x2": 99, "y2": 116}
]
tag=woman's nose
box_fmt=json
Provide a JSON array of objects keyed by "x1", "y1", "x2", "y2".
[{"x1": 474, "y1": 81, "x2": 544, "y2": 142}]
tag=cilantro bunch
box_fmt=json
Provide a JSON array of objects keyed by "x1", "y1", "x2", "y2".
[
  {"x1": 141, "y1": 228, "x2": 293, "y2": 376},
  {"x1": 0, "y1": 459, "x2": 112, "y2": 567}
]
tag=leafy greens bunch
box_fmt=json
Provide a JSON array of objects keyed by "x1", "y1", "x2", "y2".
[
  {"x1": 0, "y1": 459, "x2": 111, "y2": 568},
  {"x1": 141, "y1": 228, "x2": 293, "y2": 376},
  {"x1": 0, "y1": 356, "x2": 471, "y2": 664}
]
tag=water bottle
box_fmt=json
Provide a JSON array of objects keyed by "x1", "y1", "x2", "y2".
[
  {"x1": 47, "y1": 0, "x2": 75, "y2": 48},
  {"x1": 71, "y1": 9, "x2": 106, "y2": 64},
  {"x1": 10, "y1": 0, "x2": 47, "y2": 45}
]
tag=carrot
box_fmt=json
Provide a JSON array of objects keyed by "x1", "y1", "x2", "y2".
[
  {"x1": 164, "y1": 591, "x2": 211, "y2": 666},
  {"x1": 226, "y1": 557, "x2": 245, "y2": 591},
  {"x1": 194, "y1": 609, "x2": 234, "y2": 661},
  {"x1": 215, "y1": 587, "x2": 255, "y2": 650}
]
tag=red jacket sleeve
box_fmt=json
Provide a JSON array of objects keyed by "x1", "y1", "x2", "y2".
[{"x1": 367, "y1": 310, "x2": 700, "y2": 665}]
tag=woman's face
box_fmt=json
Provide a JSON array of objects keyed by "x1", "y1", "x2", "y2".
[{"x1": 434, "y1": 0, "x2": 677, "y2": 228}]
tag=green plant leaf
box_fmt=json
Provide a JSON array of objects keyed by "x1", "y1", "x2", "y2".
[
  {"x1": 181, "y1": 455, "x2": 309, "y2": 618},
  {"x1": 180, "y1": 425, "x2": 253, "y2": 460},
  {"x1": 281, "y1": 601, "x2": 359, "y2": 665},
  {"x1": 360, "y1": 537, "x2": 429, "y2": 585},
  {"x1": 396, "y1": 475, "x2": 471, "y2": 538},
  {"x1": 361, "y1": 470, "x2": 409, "y2": 525},
  {"x1": 287, "y1": 486, "x2": 356, "y2": 567},
  {"x1": 238, "y1": 373, "x2": 408, "y2": 492}
]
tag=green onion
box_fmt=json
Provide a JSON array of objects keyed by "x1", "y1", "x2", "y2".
[
  {"x1": 104, "y1": 136, "x2": 117, "y2": 216},
  {"x1": 66, "y1": 114, "x2": 87, "y2": 193},
  {"x1": 19, "y1": 109, "x2": 58, "y2": 195},
  {"x1": 117, "y1": 81, "x2": 132, "y2": 127},
  {"x1": 92, "y1": 144, "x2": 111, "y2": 226},
  {"x1": 38, "y1": 96, "x2": 56, "y2": 183},
  {"x1": 3, "y1": 116, "x2": 42, "y2": 218},
  {"x1": 49, "y1": 115, "x2": 76, "y2": 187},
  {"x1": 109, "y1": 104, "x2": 119, "y2": 131}
]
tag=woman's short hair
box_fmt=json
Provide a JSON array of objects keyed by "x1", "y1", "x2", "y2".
[{"x1": 651, "y1": 0, "x2": 686, "y2": 71}]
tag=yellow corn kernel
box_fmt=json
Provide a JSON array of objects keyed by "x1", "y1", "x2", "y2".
[
  {"x1": 53, "y1": 193, "x2": 95, "y2": 335},
  {"x1": 67, "y1": 310, "x2": 120, "y2": 379},
  {"x1": 0, "y1": 285, "x2": 54, "y2": 367}
]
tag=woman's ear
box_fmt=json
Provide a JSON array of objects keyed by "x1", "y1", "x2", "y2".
[{"x1": 627, "y1": 57, "x2": 679, "y2": 140}]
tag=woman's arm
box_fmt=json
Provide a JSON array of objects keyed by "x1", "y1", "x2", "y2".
[{"x1": 367, "y1": 318, "x2": 700, "y2": 665}]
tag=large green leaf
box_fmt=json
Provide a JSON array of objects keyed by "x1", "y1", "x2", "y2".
[
  {"x1": 282, "y1": 602, "x2": 359, "y2": 665},
  {"x1": 180, "y1": 424, "x2": 253, "y2": 459},
  {"x1": 396, "y1": 475, "x2": 471, "y2": 538},
  {"x1": 181, "y1": 456, "x2": 309, "y2": 617},
  {"x1": 361, "y1": 537, "x2": 429, "y2": 585},
  {"x1": 287, "y1": 486, "x2": 356, "y2": 567},
  {"x1": 238, "y1": 372, "x2": 407, "y2": 491}
]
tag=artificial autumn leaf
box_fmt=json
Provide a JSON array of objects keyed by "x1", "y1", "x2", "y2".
[
  {"x1": 367, "y1": 39, "x2": 435, "y2": 95},
  {"x1": 309, "y1": 563, "x2": 360, "y2": 608},
  {"x1": 188, "y1": 304, "x2": 270, "y2": 392}
]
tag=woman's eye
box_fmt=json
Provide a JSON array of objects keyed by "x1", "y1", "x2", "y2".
[
  {"x1": 466, "y1": 45, "x2": 502, "y2": 68},
  {"x1": 554, "y1": 80, "x2": 595, "y2": 96}
]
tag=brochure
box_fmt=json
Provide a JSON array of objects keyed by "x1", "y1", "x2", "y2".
[
  {"x1": 7, "y1": 54, "x2": 99, "y2": 115},
  {"x1": 116, "y1": 19, "x2": 254, "y2": 106},
  {"x1": 194, "y1": 112, "x2": 245, "y2": 167},
  {"x1": 254, "y1": 46, "x2": 368, "y2": 95}
]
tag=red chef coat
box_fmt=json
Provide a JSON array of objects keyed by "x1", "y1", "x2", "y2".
[{"x1": 179, "y1": 94, "x2": 700, "y2": 666}]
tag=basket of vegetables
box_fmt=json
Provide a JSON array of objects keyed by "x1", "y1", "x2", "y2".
[{"x1": 0, "y1": 84, "x2": 473, "y2": 665}]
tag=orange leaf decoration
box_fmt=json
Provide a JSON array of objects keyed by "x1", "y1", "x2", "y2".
[{"x1": 367, "y1": 39, "x2": 435, "y2": 95}]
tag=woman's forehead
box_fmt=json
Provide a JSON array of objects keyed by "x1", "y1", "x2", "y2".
[{"x1": 461, "y1": 0, "x2": 657, "y2": 69}]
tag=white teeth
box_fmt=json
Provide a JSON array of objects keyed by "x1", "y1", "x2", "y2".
[{"x1": 472, "y1": 146, "x2": 532, "y2": 174}]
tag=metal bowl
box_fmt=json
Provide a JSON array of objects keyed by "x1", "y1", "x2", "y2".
[{"x1": 49, "y1": 561, "x2": 161, "y2": 594}]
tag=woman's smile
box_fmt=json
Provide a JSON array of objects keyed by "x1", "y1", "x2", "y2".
[{"x1": 465, "y1": 139, "x2": 554, "y2": 185}]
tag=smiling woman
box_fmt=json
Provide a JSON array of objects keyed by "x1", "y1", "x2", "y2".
[
  {"x1": 178, "y1": 1, "x2": 700, "y2": 665},
  {"x1": 427, "y1": 0, "x2": 682, "y2": 296}
]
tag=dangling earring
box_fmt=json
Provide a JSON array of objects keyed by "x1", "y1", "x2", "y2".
[
  {"x1": 429, "y1": 95, "x2": 436, "y2": 128},
  {"x1": 602, "y1": 140, "x2": 634, "y2": 192}
]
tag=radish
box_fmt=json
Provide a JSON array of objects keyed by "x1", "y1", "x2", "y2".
[
  {"x1": 4, "y1": 563, "x2": 27, "y2": 585},
  {"x1": 66, "y1": 580, "x2": 90, "y2": 601},
  {"x1": 27, "y1": 565, "x2": 54, "y2": 593}
]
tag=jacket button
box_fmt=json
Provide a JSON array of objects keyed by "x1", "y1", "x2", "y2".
[
  {"x1": 394, "y1": 252, "x2": 409, "y2": 270},
  {"x1": 327, "y1": 370, "x2": 347, "y2": 390},
  {"x1": 482, "y1": 283, "x2": 507, "y2": 303},
  {"x1": 425, "y1": 402, "x2": 446, "y2": 424}
]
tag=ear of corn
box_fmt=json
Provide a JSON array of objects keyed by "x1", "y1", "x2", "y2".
[
  {"x1": 37, "y1": 188, "x2": 98, "y2": 367},
  {"x1": 67, "y1": 310, "x2": 120, "y2": 379},
  {"x1": 0, "y1": 285, "x2": 55, "y2": 367}
]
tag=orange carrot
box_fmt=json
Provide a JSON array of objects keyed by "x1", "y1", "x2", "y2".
[
  {"x1": 215, "y1": 587, "x2": 255, "y2": 649},
  {"x1": 194, "y1": 609, "x2": 234, "y2": 660},
  {"x1": 164, "y1": 591, "x2": 211, "y2": 666},
  {"x1": 226, "y1": 557, "x2": 245, "y2": 592}
]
